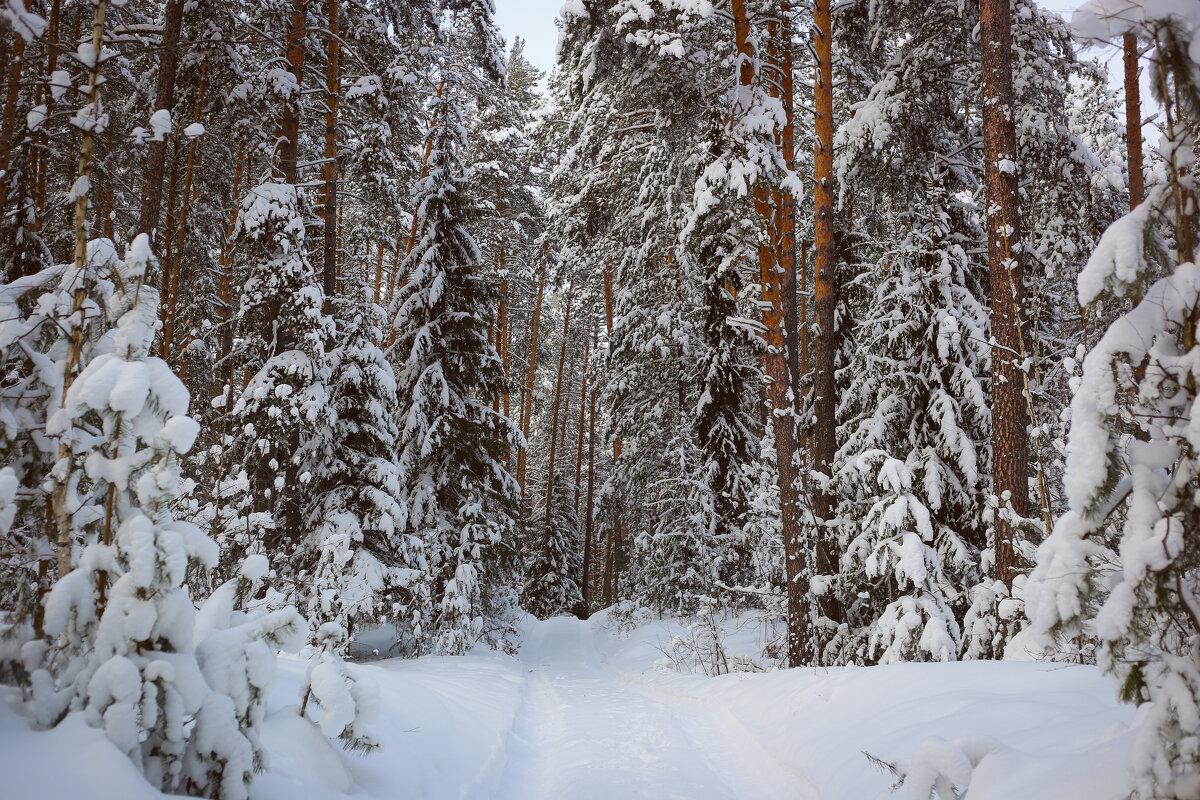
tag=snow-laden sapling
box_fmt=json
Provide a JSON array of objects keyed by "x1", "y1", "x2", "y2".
[
  {"x1": 300, "y1": 622, "x2": 380, "y2": 753},
  {"x1": 31, "y1": 236, "x2": 294, "y2": 800},
  {"x1": 1025, "y1": 3, "x2": 1200, "y2": 797}
]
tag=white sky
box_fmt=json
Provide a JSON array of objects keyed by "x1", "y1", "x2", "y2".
[{"x1": 494, "y1": 0, "x2": 564, "y2": 77}]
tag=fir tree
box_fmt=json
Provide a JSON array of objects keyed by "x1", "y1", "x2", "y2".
[{"x1": 827, "y1": 181, "x2": 990, "y2": 664}]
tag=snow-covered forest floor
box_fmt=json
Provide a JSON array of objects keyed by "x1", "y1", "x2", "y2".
[{"x1": 2, "y1": 610, "x2": 1136, "y2": 799}]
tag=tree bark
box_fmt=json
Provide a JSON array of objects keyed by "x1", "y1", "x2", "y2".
[
  {"x1": 30, "y1": 0, "x2": 59, "y2": 230},
  {"x1": 543, "y1": 292, "x2": 572, "y2": 557},
  {"x1": 1123, "y1": 32, "x2": 1144, "y2": 212},
  {"x1": 496, "y1": 178, "x2": 510, "y2": 423},
  {"x1": 981, "y1": 0, "x2": 1029, "y2": 590},
  {"x1": 373, "y1": 242, "x2": 385, "y2": 304},
  {"x1": 574, "y1": 335, "x2": 590, "y2": 515},
  {"x1": 160, "y1": 67, "x2": 207, "y2": 362},
  {"x1": 582, "y1": 327, "x2": 598, "y2": 606},
  {"x1": 278, "y1": 0, "x2": 306, "y2": 185},
  {"x1": 137, "y1": 0, "x2": 186, "y2": 242},
  {"x1": 321, "y1": 0, "x2": 339, "y2": 299},
  {"x1": 0, "y1": 24, "x2": 27, "y2": 213},
  {"x1": 770, "y1": 7, "x2": 801, "y2": 404},
  {"x1": 52, "y1": 0, "x2": 110, "y2": 577},
  {"x1": 812, "y1": 0, "x2": 836, "y2": 525},
  {"x1": 516, "y1": 266, "x2": 545, "y2": 497},
  {"x1": 731, "y1": 0, "x2": 812, "y2": 667}
]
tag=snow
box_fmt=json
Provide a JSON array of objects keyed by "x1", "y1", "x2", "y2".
[
  {"x1": 2, "y1": 0, "x2": 47, "y2": 43},
  {"x1": 148, "y1": 109, "x2": 171, "y2": 142},
  {"x1": 1, "y1": 611, "x2": 1140, "y2": 799}
]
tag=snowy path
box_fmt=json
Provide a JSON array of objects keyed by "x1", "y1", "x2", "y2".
[
  {"x1": 1, "y1": 611, "x2": 1138, "y2": 800},
  {"x1": 490, "y1": 616, "x2": 816, "y2": 800}
]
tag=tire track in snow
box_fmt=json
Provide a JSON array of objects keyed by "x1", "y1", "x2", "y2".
[{"x1": 487, "y1": 617, "x2": 816, "y2": 800}]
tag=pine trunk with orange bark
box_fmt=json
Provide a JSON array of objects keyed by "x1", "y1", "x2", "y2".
[
  {"x1": 729, "y1": 0, "x2": 812, "y2": 666},
  {"x1": 279, "y1": 0, "x2": 306, "y2": 185},
  {"x1": 981, "y1": 0, "x2": 1029, "y2": 589},
  {"x1": 812, "y1": 0, "x2": 836, "y2": 527}
]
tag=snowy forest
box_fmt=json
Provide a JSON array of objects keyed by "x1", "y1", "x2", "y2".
[{"x1": 0, "y1": 0, "x2": 1198, "y2": 797}]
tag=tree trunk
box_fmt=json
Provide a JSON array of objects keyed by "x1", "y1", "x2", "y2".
[
  {"x1": 496, "y1": 179, "x2": 510, "y2": 424},
  {"x1": 211, "y1": 147, "x2": 246, "y2": 539},
  {"x1": 217, "y1": 147, "x2": 246, "y2": 389},
  {"x1": 599, "y1": 262, "x2": 627, "y2": 593},
  {"x1": 30, "y1": 0, "x2": 61, "y2": 229},
  {"x1": 373, "y1": 242, "x2": 385, "y2": 304},
  {"x1": 798, "y1": 241, "x2": 810, "y2": 453},
  {"x1": 543, "y1": 293, "x2": 573, "y2": 557},
  {"x1": 52, "y1": 0, "x2": 110, "y2": 577},
  {"x1": 516, "y1": 266, "x2": 545, "y2": 497},
  {"x1": 137, "y1": 0, "x2": 186, "y2": 242},
  {"x1": 582, "y1": 328, "x2": 598, "y2": 606},
  {"x1": 812, "y1": 0, "x2": 836, "y2": 525},
  {"x1": 0, "y1": 24, "x2": 26, "y2": 214},
  {"x1": 321, "y1": 0, "x2": 339, "y2": 299},
  {"x1": 1124, "y1": 32, "x2": 1144, "y2": 213},
  {"x1": 732, "y1": 0, "x2": 812, "y2": 667},
  {"x1": 278, "y1": 0, "x2": 306, "y2": 185},
  {"x1": 574, "y1": 335, "x2": 590, "y2": 515},
  {"x1": 161, "y1": 67, "x2": 208, "y2": 362},
  {"x1": 981, "y1": 0, "x2": 1029, "y2": 590},
  {"x1": 771, "y1": 8, "x2": 800, "y2": 404}
]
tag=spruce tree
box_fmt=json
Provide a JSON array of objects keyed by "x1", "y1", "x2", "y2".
[
  {"x1": 390, "y1": 81, "x2": 521, "y2": 654},
  {"x1": 304, "y1": 288, "x2": 428, "y2": 652}
]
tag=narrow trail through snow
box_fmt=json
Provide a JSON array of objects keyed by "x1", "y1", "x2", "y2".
[{"x1": 489, "y1": 617, "x2": 816, "y2": 800}]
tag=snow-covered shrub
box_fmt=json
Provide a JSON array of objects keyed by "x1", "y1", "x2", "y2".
[
  {"x1": 25, "y1": 237, "x2": 306, "y2": 799},
  {"x1": 0, "y1": 234, "x2": 321, "y2": 799}
]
